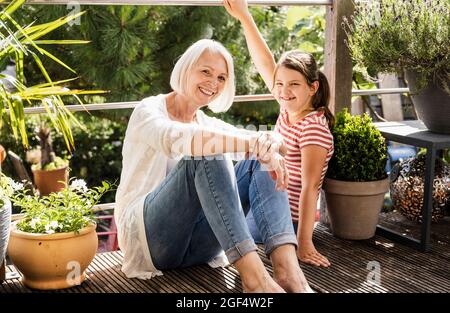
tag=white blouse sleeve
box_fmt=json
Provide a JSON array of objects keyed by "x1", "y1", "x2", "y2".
[{"x1": 128, "y1": 101, "x2": 202, "y2": 157}]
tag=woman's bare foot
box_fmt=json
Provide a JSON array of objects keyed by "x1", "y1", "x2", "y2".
[
  {"x1": 242, "y1": 271, "x2": 285, "y2": 293},
  {"x1": 270, "y1": 244, "x2": 312, "y2": 293},
  {"x1": 273, "y1": 268, "x2": 313, "y2": 293},
  {"x1": 235, "y1": 251, "x2": 285, "y2": 293}
]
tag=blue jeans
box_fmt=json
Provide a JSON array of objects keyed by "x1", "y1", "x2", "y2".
[
  {"x1": 247, "y1": 214, "x2": 299, "y2": 243},
  {"x1": 143, "y1": 157, "x2": 297, "y2": 270}
]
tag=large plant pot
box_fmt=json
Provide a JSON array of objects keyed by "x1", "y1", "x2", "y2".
[
  {"x1": 7, "y1": 223, "x2": 97, "y2": 290},
  {"x1": 323, "y1": 178, "x2": 389, "y2": 240},
  {"x1": 32, "y1": 166, "x2": 68, "y2": 196},
  {"x1": 0, "y1": 200, "x2": 11, "y2": 272},
  {"x1": 404, "y1": 70, "x2": 450, "y2": 134}
]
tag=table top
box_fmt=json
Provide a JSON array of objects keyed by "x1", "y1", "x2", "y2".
[{"x1": 374, "y1": 120, "x2": 450, "y2": 149}]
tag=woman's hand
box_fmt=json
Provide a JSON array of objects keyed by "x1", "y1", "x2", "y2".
[
  {"x1": 248, "y1": 133, "x2": 289, "y2": 190},
  {"x1": 266, "y1": 132, "x2": 287, "y2": 157},
  {"x1": 297, "y1": 239, "x2": 331, "y2": 267},
  {"x1": 263, "y1": 152, "x2": 289, "y2": 191},
  {"x1": 223, "y1": 0, "x2": 252, "y2": 22},
  {"x1": 250, "y1": 132, "x2": 286, "y2": 160}
]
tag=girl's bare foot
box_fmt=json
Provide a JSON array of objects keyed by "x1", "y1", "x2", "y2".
[{"x1": 297, "y1": 240, "x2": 330, "y2": 267}]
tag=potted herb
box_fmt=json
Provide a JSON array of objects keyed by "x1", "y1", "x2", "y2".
[
  {"x1": 323, "y1": 110, "x2": 389, "y2": 240},
  {"x1": 27, "y1": 126, "x2": 70, "y2": 196},
  {"x1": 344, "y1": 0, "x2": 450, "y2": 133},
  {"x1": 7, "y1": 178, "x2": 111, "y2": 290}
]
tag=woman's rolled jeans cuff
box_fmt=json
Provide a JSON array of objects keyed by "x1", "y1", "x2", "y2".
[
  {"x1": 225, "y1": 238, "x2": 258, "y2": 264},
  {"x1": 225, "y1": 233, "x2": 297, "y2": 263},
  {"x1": 264, "y1": 232, "x2": 298, "y2": 256}
]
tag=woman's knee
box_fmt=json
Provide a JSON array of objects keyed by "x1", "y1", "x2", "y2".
[{"x1": 179, "y1": 156, "x2": 233, "y2": 175}]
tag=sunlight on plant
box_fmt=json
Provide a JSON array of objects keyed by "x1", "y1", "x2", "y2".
[
  {"x1": 11, "y1": 178, "x2": 112, "y2": 234},
  {"x1": 0, "y1": 0, "x2": 105, "y2": 151},
  {"x1": 0, "y1": 173, "x2": 23, "y2": 207}
]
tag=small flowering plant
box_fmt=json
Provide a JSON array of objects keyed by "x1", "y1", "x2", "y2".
[
  {"x1": 0, "y1": 174, "x2": 24, "y2": 208},
  {"x1": 11, "y1": 179, "x2": 111, "y2": 234}
]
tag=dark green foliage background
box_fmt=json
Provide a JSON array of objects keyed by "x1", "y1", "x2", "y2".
[{"x1": 2, "y1": 4, "x2": 327, "y2": 201}]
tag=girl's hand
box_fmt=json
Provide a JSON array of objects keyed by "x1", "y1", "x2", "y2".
[
  {"x1": 223, "y1": 0, "x2": 252, "y2": 21},
  {"x1": 297, "y1": 239, "x2": 331, "y2": 267}
]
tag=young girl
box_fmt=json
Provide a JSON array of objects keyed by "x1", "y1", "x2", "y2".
[{"x1": 224, "y1": 0, "x2": 334, "y2": 267}]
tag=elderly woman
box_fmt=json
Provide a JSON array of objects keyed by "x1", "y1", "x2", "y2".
[{"x1": 115, "y1": 39, "x2": 311, "y2": 292}]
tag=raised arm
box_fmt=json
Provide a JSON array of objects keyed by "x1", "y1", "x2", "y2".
[{"x1": 224, "y1": 0, "x2": 277, "y2": 91}]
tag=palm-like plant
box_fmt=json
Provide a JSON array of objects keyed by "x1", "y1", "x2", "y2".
[{"x1": 0, "y1": 0, "x2": 104, "y2": 151}]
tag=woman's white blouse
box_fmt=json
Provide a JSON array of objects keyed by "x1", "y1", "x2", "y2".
[{"x1": 115, "y1": 94, "x2": 248, "y2": 279}]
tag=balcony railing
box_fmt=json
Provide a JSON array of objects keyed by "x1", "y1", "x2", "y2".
[
  {"x1": 27, "y1": 0, "x2": 334, "y2": 6},
  {"x1": 22, "y1": 88, "x2": 410, "y2": 114}
]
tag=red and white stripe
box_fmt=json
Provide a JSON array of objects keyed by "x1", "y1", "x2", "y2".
[{"x1": 275, "y1": 109, "x2": 334, "y2": 223}]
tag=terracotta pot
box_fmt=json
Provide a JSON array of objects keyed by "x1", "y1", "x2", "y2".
[
  {"x1": 323, "y1": 178, "x2": 389, "y2": 240},
  {"x1": 7, "y1": 223, "x2": 97, "y2": 290},
  {"x1": 32, "y1": 166, "x2": 68, "y2": 196}
]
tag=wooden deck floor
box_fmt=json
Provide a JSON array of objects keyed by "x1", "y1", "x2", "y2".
[{"x1": 2, "y1": 223, "x2": 450, "y2": 293}]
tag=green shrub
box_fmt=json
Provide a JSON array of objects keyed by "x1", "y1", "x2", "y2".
[{"x1": 327, "y1": 109, "x2": 388, "y2": 182}]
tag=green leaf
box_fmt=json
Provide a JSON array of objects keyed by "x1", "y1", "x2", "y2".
[{"x1": 0, "y1": 0, "x2": 26, "y2": 20}]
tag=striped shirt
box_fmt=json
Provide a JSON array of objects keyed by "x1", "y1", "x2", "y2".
[{"x1": 275, "y1": 108, "x2": 334, "y2": 222}]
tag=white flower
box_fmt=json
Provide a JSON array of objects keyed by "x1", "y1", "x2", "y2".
[
  {"x1": 30, "y1": 218, "x2": 41, "y2": 229},
  {"x1": 70, "y1": 179, "x2": 88, "y2": 192},
  {"x1": 45, "y1": 221, "x2": 59, "y2": 233},
  {"x1": 10, "y1": 180, "x2": 24, "y2": 191},
  {"x1": 49, "y1": 221, "x2": 59, "y2": 229}
]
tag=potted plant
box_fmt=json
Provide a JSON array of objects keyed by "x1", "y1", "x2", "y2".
[
  {"x1": 323, "y1": 109, "x2": 389, "y2": 240},
  {"x1": 27, "y1": 126, "x2": 70, "y2": 196},
  {"x1": 0, "y1": 173, "x2": 23, "y2": 280},
  {"x1": 344, "y1": 0, "x2": 450, "y2": 134},
  {"x1": 7, "y1": 178, "x2": 111, "y2": 290}
]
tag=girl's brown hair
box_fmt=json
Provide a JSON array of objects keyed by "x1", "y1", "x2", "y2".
[{"x1": 273, "y1": 51, "x2": 335, "y2": 129}]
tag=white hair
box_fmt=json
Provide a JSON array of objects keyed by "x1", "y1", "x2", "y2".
[{"x1": 170, "y1": 39, "x2": 235, "y2": 113}]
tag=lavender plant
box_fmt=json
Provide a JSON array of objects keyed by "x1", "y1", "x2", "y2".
[{"x1": 344, "y1": 0, "x2": 449, "y2": 92}]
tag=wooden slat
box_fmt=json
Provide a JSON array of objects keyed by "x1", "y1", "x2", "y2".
[
  {"x1": 302, "y1": 224, "x2": 450, "y2": 293},
  {"x1": 2, "y1": 223, "x2": 450, "y2": 293}
]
